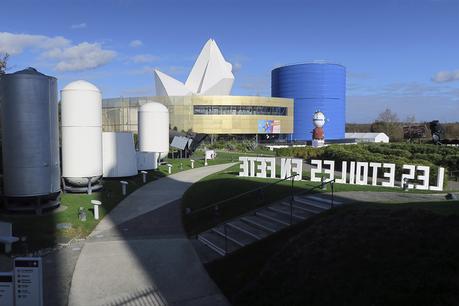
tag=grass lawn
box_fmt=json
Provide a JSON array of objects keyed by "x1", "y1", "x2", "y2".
[
  {"x1": 206, "y1": 200, "x2": 459, "y2": 306},
  {"x1": 0, "y1": 150, "x2": 238, "y2": 253},
  {"x1": 182, "y1": 164, "x2": 447, "y2": 235}
]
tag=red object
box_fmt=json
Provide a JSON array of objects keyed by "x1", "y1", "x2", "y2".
[{"x1": 313, "y1": 127, "x2": 324, "y2": 140}]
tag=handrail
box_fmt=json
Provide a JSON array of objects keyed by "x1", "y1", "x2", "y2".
[{"x1": 188, "y1": 173, "x2": 300, "y2": 216}]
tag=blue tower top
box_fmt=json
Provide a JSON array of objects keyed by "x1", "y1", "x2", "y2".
[{"x1": 272, "y1": 63, "x2": 346, "y2": 140}]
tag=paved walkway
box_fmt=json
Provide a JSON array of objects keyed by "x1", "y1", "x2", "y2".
[{"x1": 69, "y1": 163, "x2": 234, "y2": 306}]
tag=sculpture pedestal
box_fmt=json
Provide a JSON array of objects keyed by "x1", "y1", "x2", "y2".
[{"x1": 312, "y1": 139, "x2": 325, "y2": 148}]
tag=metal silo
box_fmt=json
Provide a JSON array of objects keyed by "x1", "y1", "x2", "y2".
[
  {"x1": 61, "y1": 80, "x2": 103, "y2": 193},
  {"x1": 272, "y1": 63, "x2": 346, "y2": 140},
  {"x1": 0, "y1": 68, "x2": 60, "y2": 212}
]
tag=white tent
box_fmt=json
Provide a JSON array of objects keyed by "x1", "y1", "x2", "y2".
[{"x1": 345, "y1": 132, "x2": 390, "y2": 143}]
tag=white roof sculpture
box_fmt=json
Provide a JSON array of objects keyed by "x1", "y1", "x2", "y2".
[{"x1": 154, "y1": 39, "x2": 234, "y2": 96}]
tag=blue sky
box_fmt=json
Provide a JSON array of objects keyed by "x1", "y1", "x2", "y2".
[{"x1": 1, "y1": 0, "x2": 458, "y2": 122}]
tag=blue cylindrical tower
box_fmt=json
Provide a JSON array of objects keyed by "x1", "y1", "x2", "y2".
[{"x1": 272, "y1": 63, "x2": 346, "y2": 140}]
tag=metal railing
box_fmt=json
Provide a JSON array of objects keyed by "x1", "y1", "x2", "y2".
[{"x1": 189, "y1": 174, "x2": 337, "y2": 255}]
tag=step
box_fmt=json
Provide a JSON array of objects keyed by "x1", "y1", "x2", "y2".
[
  {"x1": 294, "y1": 196, "x2": 331, "y2": 211},
  {"x1": 310, "y1": 194, "x2": 344, "y2": 205},
  {"x1": 255, "y1": 209, "x2": 293, "y2": 226},
  {"x1": 198, "y1": 231, "x2": 240, "y2": 255},
  {"x1": 212, "y1": 225, "x2": 257, "y2": 247},
  {"x1": 269, "y1": 203, "x2": 310, "y2": 220},
  {"x1": 198, "y1": 233, "x2": 225, "y2": 256},
  {"x1": 227, "y1": 220, "x2": 270, "y2": 240},
  {"x1": 280, "y1": 201, "x2": 318, "y2": 216},
  {"x1": 241, "y1": 215, "x2": 285, "y2": 233}
]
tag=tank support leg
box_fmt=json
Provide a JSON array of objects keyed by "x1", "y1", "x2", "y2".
[
  {"x1": 35, "y1": 197, "x2": 42, "y2": 215},
  {"x1": 87, "y1": 177, "x2": 92, "y2": 195}
]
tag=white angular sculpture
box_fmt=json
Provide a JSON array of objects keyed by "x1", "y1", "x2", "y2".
[{"x1": 154, "y1": 39, "x2": 234, "y2": 96}]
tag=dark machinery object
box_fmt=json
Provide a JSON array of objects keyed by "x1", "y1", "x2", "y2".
[
  {"x1": 403, "y1": 125, "x2": 427, "y2": 140},
  {"x1": 429, "y1": 120, "x2": 445, "y2": 145}
]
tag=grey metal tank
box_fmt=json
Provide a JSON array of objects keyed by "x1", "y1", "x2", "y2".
[{"x1": 0, "y1": 68, "x2": 61, "y2": 206}]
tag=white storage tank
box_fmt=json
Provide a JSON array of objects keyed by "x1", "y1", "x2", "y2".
[
  {"x1": 61, "y1": 80, "x2": 103, "y2": 192},
  {"x1": 136, "y1": 152, "x2": 159, "y2": 171},
  {"x1": 103, "y1": 132, "x2": 138, "y2": 177},
  {"x1": 138, "y1": 102, "x2": 169, "y2": 161}
]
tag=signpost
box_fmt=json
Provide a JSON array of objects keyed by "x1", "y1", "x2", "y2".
[
  {"x1": 14, "y1": 257, "x2": 43, "y2": 306},
  {"x1": 0, "y1": 272, "x2": 14, "y2": 306}
]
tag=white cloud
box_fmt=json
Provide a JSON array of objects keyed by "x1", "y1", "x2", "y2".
[
  {"x1": 0, "y1": 32, "x2": 70, "y2": 55},
  {"x1": 71, "y1": 23, "x2": 87, "y2": 29},
  {"x1": 44, "y1": 42, "x2": 116, "y2": 72},
  {"x1": 431, "y1": 69, "x2": 459, "y2": 83},
  {"x1": 130, "y1": 54, "x2": 160, "y2": 63},
  {"x1": 129, "y1": 40, "x2": 143, "y2": 48},
  {"x1": 0, "y1": 32, "x2": 116, "y2": 72}
]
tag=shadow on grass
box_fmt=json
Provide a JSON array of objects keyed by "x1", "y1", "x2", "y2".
[{"x1": 206, "y1": 201, "x2": 459, "y2": 306}]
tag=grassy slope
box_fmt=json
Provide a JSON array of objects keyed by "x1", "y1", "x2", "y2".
[
  {"x1": 182, "y1": 164, "x2": 445, "y2": 234},
  {"x1": 0, "y1": 151, "x2": 241, "y2": 253},
  {"x1": 207, "y1": 201, "x2": 459, "y2": 306}
]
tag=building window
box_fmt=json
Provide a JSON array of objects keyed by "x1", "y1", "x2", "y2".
[{"x1": 193, "y1": 105, "x2": 288, "y2": 116}]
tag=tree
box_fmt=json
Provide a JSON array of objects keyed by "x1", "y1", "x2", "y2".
[
  {"x1": 405, "y1": 115, "x2": 416, "y2": 124},
  {"x1": 0, "y1": 52, "x2": 9, "y2": 75},
  {"x1": 375, "y1": 108, "x2": 399, "y2": 123},
  {"x1": 371, "y1": 108, "x2": 402, "y2": 141}
]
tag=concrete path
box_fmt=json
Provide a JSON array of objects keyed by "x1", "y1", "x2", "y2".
[{"x1": 69, "y1": 163, "x2": 234, "y2": 306}]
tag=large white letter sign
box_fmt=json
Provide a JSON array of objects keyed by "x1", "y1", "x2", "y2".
[
  {"x1": 382, "y1": 163, "x2": 395, "y2": 187},
  {"x1": 323, "y1": 160, "x2": 335, "y2": 181},
  {"x1": 256, "y1": 158, "x2": 267, "y2": 178},
  {"x1": 349, "y1": 161, "x2": 356, "y2": 184},
  {"x1": 335, "y1": 161, "x2": 347, "y2": 184},
  {"x1": 247, "y1": 157, "x2": 257, "y2": 176},
  {"x1": 280, "y1": 158, "x2": 292, "y2": 179},
  {"x1": 401, "y1": 165, "x2": 415, "y2": 189},
  {"x1": 430, "y1": 167, "x2": 445, "y2": 191},
  {"x1": 355, "y1": 162, "x2": 369, "y2": 185},
  {"x1": 266, "y1": 158, "x2": 276, "y2": 178},
  {"x1": 310, "y1": 159, "x2": 322, "y2": 182},
  {"x1": 415, "y1": 165, "x2": 430, "y2": 190},
  {"x1": 291, "y1": 159, "x2": 303, "y2": 181},
  {"x1": 239, "y1": 157, "x2": 248, "y2": 177},
  {"x1": 369, "y1": 162, "x2": 381, "y2": 186}
]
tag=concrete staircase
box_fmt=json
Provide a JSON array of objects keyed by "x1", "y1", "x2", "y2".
[{"x1": 196, "y1": 194, "x2": 342, "y2": 258}]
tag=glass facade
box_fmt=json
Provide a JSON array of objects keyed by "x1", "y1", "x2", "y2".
[
  {"x1": 193, "y1": 105, "x2": 288, "y2": 116},
  {"x1": 101, "y1": 96, "x2": 294, "y2": 134}
]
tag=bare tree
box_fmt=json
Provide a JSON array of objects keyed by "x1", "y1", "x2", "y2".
[
  {"x1": 405, "y1": 115, "x2": 416, "y2": 124},
  {"x1": 375, "y1": 108, "x2": 399, "y2": 123},
  {"x1": 0, "y1": 52, "x2": 9, "y2": 74},
  {"x1": 371, "y1": 108, "x2": 402, "y2": 141}
]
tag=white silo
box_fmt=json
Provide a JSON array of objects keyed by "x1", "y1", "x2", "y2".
[
  {"x1": 138, "y1": 102, "x2": 170, "y2": 166},
  {"x1": 103, "y1": 132, "x2": 138, "y2": 177},
  {"x1": 61, "y1": 80, "x2": 103, "y2": 192}
]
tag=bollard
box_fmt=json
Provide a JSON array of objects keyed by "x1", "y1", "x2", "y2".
[
  {"x1": 190, "y1": 159, "x2": 195, "y2": 169},
  {"x1": 204, "y1": 157, "x2": 208, "y2": 166},
  {"x1": 120, "y1": 180, "x2": 128, "y2": 196},
  {"x1": 78, "y1": 207, "x2": 87, "y2": 222},
  {"x1": 403, "y1": 178, "x2": 409, "y2": 191},
  {"x1": 91, "y1": 200, "x2": 102, "y2": 220},
  {"x1": 140, "y1": 171, "x2": 147, "y2": 183},
  {"x1": 321, "y1": 177, "x2": 327, "y2": 190},
  {"x1": 167, "y1": 164, "x2": 172, "y2": 174},
  {"x1": 180, "y1": 162, "x2": 183, "y2": 170}
]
